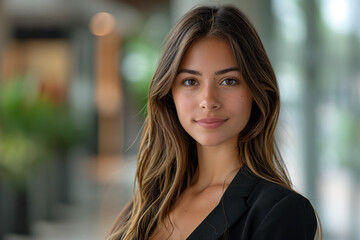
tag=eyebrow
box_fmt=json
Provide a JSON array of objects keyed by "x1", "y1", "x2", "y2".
[{"x1": 177, "y1": 67, "x2": 240, "y2": 76}]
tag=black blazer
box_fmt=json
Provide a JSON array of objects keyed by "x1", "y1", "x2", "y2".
[{"x1": 186, "y1": 166, "x2": 317, "y2": 240}]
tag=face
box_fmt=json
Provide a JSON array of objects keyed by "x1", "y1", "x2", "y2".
[{"x1": 171, "y1": 37, "x2": 253, "y2": 148}]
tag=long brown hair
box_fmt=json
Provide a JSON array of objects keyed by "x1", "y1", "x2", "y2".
[{"x1": 107, "y1": 5, "x2": 321, "y2": 240}]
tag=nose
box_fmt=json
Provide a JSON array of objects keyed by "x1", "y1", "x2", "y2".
[{"x1": 199, "y1": 84, "x2": 221, "y2": 110}]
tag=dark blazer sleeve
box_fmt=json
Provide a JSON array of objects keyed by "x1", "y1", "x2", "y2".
[{"x1": 252, "y1": 192, "x2": 317, "y2": 240}]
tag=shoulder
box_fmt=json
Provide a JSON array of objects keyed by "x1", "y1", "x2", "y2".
[
  {"x1": 249, "y1": 179, "x2": 308, "y2": 208},
  {"x1": 245, "y1": 179, "x2": 318, "y2": 239}
]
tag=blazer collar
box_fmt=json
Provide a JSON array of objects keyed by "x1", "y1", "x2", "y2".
[{"x1": 187, "y1": 165, "x2": 259, "y2": 240}]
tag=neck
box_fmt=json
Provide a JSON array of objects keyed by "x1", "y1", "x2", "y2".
[{"x1": 192, "y1": 140, "x2": 242, "y2": 190}]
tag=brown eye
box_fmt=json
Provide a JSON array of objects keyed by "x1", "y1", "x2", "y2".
[
  {"x1": 221, "y1": 78, "x2": 238, "y2": 86},
  {"x1": 183, "y1": 79, "x2": 198, "y2": 86}
]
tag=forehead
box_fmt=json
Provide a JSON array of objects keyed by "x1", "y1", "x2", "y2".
[{"x1": 178, "y1": 37, "x2": 238, "y2": 70}]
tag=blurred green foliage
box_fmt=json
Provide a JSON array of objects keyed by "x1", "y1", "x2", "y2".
[
  {"x1": 0, "y1": 76, "x2": 84, "y2": 189},
  {"x1": 336, "y1": 111, "x2": 360, "y2": 172},
  {"x1": 122, "y1": 37, "x2": 160, "y2": 116}
]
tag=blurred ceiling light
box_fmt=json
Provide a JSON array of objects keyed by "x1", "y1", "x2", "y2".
[
  {"x1": 89, "y1": 12, "x2": 115, "y2": 36},
  {"x1": 321, "y1": 0, "x2": 351, "y2": 34}
]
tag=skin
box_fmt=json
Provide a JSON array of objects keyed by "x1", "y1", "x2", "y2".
[{"x1": 151, "y1": 37, "x2": 253, "y2": 240}]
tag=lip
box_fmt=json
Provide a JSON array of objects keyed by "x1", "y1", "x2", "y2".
[{"x1": 196, "y1": 118, "x2": 226, "y2": 129}]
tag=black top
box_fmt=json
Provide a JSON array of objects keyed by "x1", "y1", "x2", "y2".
[{"x1": 186, "y1": 166, "x2": 317, "y2": 240}]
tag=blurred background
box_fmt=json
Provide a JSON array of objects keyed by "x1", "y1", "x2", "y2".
[{"x1": 0, "y1": 0, "x2": 359, "y2": 239}]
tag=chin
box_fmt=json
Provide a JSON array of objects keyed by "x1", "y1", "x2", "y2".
[
  {"x1": 195, "y1": 137, "x2": 227, "y2": 147},
  {"x1": 193, "y1": 133, "x2": 240, "y2": 148}
]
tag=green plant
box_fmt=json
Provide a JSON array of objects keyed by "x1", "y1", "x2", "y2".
[{"x1": 0, "y1": 76, "x2": 84, "y2": 189}]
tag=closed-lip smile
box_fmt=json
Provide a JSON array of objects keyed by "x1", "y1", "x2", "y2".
[{"x1": 196, "y1": 118, "x2": 227, "y2": 129}]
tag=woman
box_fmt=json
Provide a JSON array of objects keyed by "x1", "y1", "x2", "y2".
[{"x1": 107, "y1": 5, "x2": 321, "y2": 240}]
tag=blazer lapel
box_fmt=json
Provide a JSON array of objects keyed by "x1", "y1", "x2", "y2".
[{"x1": 187, "y1": 166, "x2": 259, "y2": 240}]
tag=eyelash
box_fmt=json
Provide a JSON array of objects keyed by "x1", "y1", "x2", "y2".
[
  {"x1": 182, "y1": 78, "x2": 239, "y2": 86},
  {"x1": 183, "y1": 79, "x2": 198, "y2": 86},
  {"x1": 221, "y1": 78, "x2": 238, "y2": 86}
]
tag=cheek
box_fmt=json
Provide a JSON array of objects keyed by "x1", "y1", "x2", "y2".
[
  {"x1": 244, "y1": 95, "x2": 253, "y2": 112},
  {"x1": 233, "y1": 94, "x2": 253, "y2": 118},
  {"x1": 172, "y1": 92, "x2": 195, "y2": 119},
  {"x1": 241, "y1": 94, "x2": 253, "y2": 108}
]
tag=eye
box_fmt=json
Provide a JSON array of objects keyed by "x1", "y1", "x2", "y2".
[
  {"x1": 183, "y1": 79, "x2": 198, "y2": 86},
  {"x1": 221, "y1": 78, "x2": 238, "y2": 86}
]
